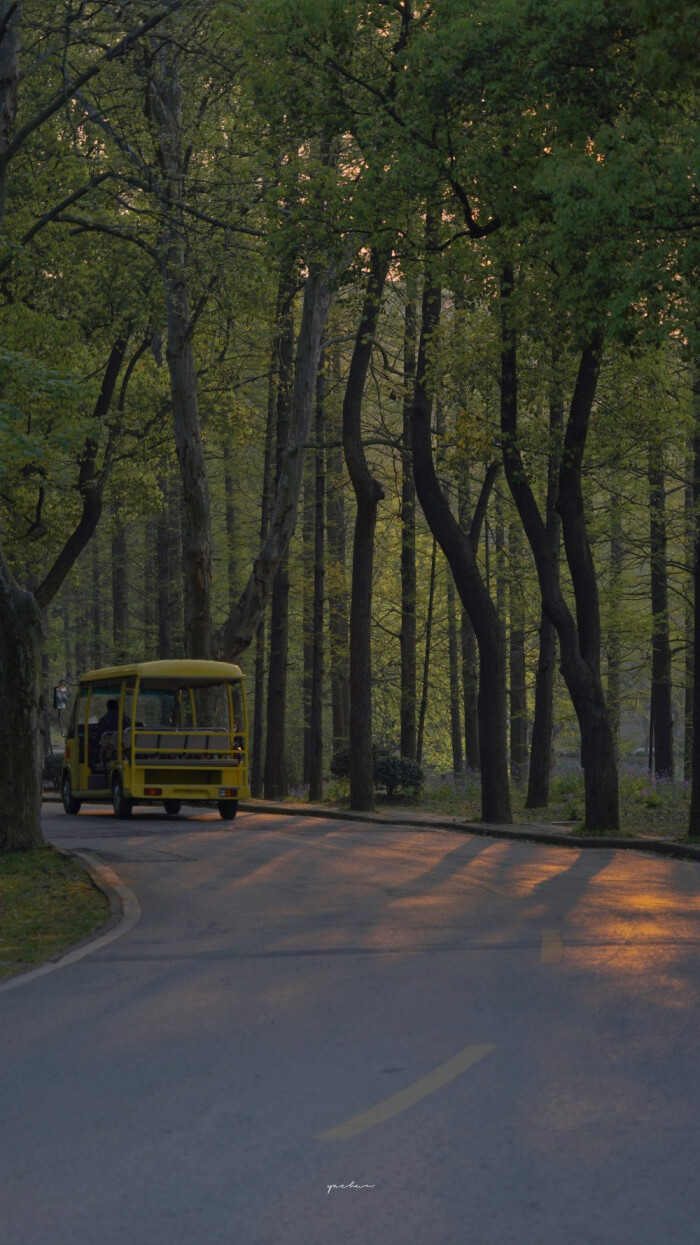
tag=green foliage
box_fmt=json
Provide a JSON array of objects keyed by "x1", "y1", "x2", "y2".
[
  {"x1": 329, "y1": 744, "x2": 423, "y2": 798},
  {"x1": 373, "y1": 755, "x2": 424, "y2": 799}
]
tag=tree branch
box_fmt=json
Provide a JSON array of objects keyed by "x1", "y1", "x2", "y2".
[
  {"x1": 34, "y1": 335, "x2": 129, "y2": 608},
  {"x1": 0, "y1": 0, "x2": 190, "y2": 174},
  {"x1": 0, "y1": 171, "x2": 113, "y2": 274}
]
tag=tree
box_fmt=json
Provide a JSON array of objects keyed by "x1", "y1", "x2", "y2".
[
  {"x1": 411, "y1": 230, "x2": 512, "y2": 824},
  {"x1": 343, "y1": 249, "x2": 391, "y2": 810}
]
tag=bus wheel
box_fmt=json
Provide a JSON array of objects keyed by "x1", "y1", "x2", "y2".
[
  {"x1": 163, "y1": 800, "x2": 181, "y2": 816},
  {"x1": 217, "y1": 799, "x2": 238, "y2": 821},
  {"x1": 112, "y1": 775, "x2": 133, "y2": 819},
  {"x1": 61, "y1": 773, "x2": 81, "y2": 815}
]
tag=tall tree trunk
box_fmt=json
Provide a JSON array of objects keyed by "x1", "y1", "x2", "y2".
[
  {"x1": 0, "y1": 1, "x2": 21, "y2": 230},
  {"x1": 62, "y1": 605, "x2": 72, "y2": 682},
  {"x1": 308, "y1": 355, "x2": 326, "y2": 801},
  {"x1": 0, "y1": 36, "x2": 129, "y2": 851},
  {"x1": 143, "y1": 518, "x2": 156, "y2": 659},
  {"x1": 689, "y1": 362, "x2": 700, "y2": 831},
  {"x1": 91, "y1": 534, "x2": 102, "y2": 669},
  {"x1": 156, "y1": 475, "x2": 171, "y2": 658},
  {"x1": 400, "y1": 290, "x2": 418, "y2": 759},
  {"x1": 495, "y1": 489, "x2": 508, "y2": 773},
  {"x1": 417, "y1": 538, "x2": 437, "y2": 767},
  {"x1": 264, "y1": 298, "x2": 295, "y2": 798},
  {"x1": 648, "y1": 448, "x2": 674, "y2": 776},
  {"x1": 458, "y1": 473, "x2": 480, "y2": 771},
  {"x1": 302, "y1": 447, "x2": 315, "y2": 786},
  {"x1": 0, "y1": 549, "x2": 44, "y2": 851},
  {"x1": 168, "y1": 477, "x2": 183, "y2": 657},
  {"x1": 500, "y1": 267, "x2": 618, "y2": 831},
  {"x1": 509, "y1": 519, "x2": 528, "y2": 784},
  {"x1": 343, "y1": 249, "x2": 391, "y2": 811},
  {"x1": 152, "y1": 50, "x2": 212, "y2": 659},
  {"x1": 111, "y1": 507, "x2": 128, "y2": 664},
  {"x1": 0, "y1": 3, "x2": 42, "y2": 847},
  {"x1": 224, "y1": 444, "x2": 237, "y2": 618},
  {"x1": 607, "y1": 491, "x2": 623, "y2": 754},
  {"x1": 42, "y1": 651, "x2": 52, "y2": 759},
  {"x1": 251, "y1": 308, "x2": 281, "y2": 797},
  {"x1": 447, "y1": 571, "x2": 464, "y2": 778},
  {"x1": 326, "y1": 348, "x2": 350, "y2": 752},
  {"x1": 412, "y1": 240, "x2": 511, "y2": 824},
  {"x1": 220, "y1": 261, "x2": 337, "y2": 659},
  {"x1": 435, "y1": 398, "x2": 463, "y2": 778},
  {"x1": 526, "y1": 379, "x2": 563, "y2": 808},
  {"x1": 685, "y1": 437, "x2": 694, "y2": 781}
]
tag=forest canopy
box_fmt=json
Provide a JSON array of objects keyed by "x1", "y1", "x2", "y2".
[{"x1": 1, "y1": 0, "x2": 700, "y2": 848}]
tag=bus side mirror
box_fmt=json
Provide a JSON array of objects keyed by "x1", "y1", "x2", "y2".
[{"x1": 53, "y1": 685, "x2": 69, "y2": 712}]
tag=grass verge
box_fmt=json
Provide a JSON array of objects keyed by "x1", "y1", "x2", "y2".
[
  {"x1": 320, "y1": 766, "x2": 693, "y2": 840},
  {"x1": 0, "y1": 846, "x2": 109, "y2": 982}
]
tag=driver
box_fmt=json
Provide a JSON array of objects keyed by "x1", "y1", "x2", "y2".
[{"x1": 97, "y1": 698, "x2": 129, "y2": 734}]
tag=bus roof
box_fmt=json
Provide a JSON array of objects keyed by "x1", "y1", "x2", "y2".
[{"x1": 78, "y1": 659, "x2": 245, "y2": 683}]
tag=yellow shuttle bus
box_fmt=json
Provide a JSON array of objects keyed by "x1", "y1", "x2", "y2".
[{"x1": 59, "y1": 660, "x2": 249, "y2": 820}]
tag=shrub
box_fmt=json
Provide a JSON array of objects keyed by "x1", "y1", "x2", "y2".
[
  {"x1": 329, "y1": 741, "x2": 393, "y2": 781},
  {"x1": 373, "y1": 755, "x2": 424, "y2": 799},
  {"x1": 330, "y1": 745, "x2": 423, "y2": 798}
]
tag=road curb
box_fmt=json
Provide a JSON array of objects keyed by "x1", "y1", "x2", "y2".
[
  {"x1": 238, "y1": 801, "x2": 700, "y2": 863},
  {"x1": 0, "y1": 849, "x2": 141, "y2": 994}
]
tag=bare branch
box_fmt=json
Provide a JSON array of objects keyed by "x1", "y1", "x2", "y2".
[{"x1": 0, "y1": 0, "x2": 191, "y2": 174}]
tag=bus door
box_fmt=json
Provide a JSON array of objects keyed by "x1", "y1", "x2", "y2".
[{"x1": 84, "y1": 680, "x2": 125, "y2": 790}]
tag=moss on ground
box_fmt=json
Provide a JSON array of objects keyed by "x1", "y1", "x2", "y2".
[{"x1": 0, "y1": 846, "x2": 109, "y2": 981}]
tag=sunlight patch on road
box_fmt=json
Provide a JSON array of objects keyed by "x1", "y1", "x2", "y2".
[
  {"x1": 539, "y1": 927, "x2": 563, "y2": 962},
  {"x1": 317, "y1": 1043, "x2": 495, "y2": 1141}
]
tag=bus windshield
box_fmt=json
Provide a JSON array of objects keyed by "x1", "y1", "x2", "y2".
[{"x1": 135, "y1": 680, "x2": 242, "y2": 732}]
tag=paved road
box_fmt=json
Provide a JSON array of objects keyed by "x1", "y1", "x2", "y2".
[{"x1": 2, "y1": 805, "x2": 700, "y2": 1245}]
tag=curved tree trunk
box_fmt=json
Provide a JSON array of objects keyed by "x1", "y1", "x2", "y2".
[
  {"x1": 220, "y1": 262, "x2": 336, "y2": 659},
  {"x1": 0, "y1": 9, "x2": 135, "y2": 852},
  {"x1": 343, "y1": 249, "x2": 391, "y2": 810},
  {"x1": 417, "y1": 537, "x2": 437, "y2": 768},
  {"x1": 412, "y1": 246, "x2": 511, "y2": 824},
  {"x1": 509, "y1": 520, "x2": 528, "y2": 785},
  {"x1": 526, "y1": 382, "x2": 562, "y2": 807},
  {"x1": 500, "y1": 267, "x2": 618, "y2": 831}
]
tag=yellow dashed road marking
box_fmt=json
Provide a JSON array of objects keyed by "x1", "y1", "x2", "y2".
[
  {"x1": 317, "y1": 1043, "x2": 495, "y2": 1141},
  {"x1": 540, "y1": 927, "x2": 563, "y2": 963}
]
